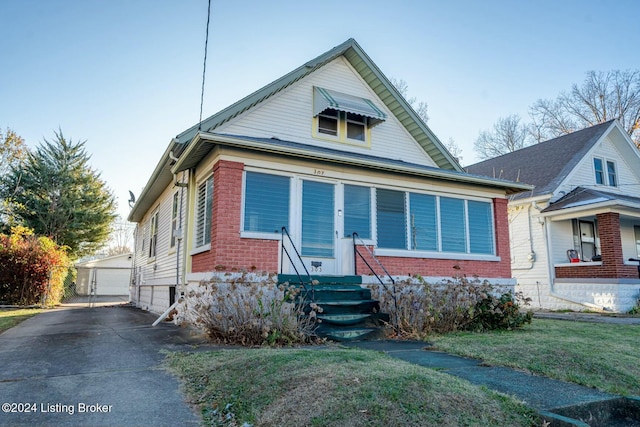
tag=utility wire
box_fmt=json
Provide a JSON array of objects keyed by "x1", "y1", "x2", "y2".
[{"x1": 198, "y1": 0, "x2": 212, "y2": 131}]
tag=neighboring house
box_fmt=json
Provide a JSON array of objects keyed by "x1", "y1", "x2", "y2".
[
  {"x1": 467, "y1": 120, "x2": 640, "y2": 312},
  {"x1": 127, "y1": 38, "x2": 530, "y2": 316},
  {"x1": 75, "y1": 253, "x2": 133, "y2": 296}
]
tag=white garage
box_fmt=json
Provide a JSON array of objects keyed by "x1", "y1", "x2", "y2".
[{"x1": 75, "y1": 253, "x2": 133, "y2": 296}]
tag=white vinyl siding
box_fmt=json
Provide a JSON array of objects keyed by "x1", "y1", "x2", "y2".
[
  {"x1": 216, "y1": 58, "x2": 437, "y2": 167},
  {"x1": 195, "y1": 176, "x2": 213, "y2": 248}
]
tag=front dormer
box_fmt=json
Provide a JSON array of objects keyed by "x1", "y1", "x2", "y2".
[{"x1": 312, "y1": 86, "x2": 386, "y2": 147}]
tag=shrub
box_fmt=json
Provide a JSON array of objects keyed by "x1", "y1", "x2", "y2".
[
  {"x1": 0, "y1": 226, "x2": 71, "y2": 306},
  {"x1": 370, "y1": 275, "x2": 532, "y2": 339},
  {"x1": 175, "y1": 272, "x2": 318, "y2": 346}
]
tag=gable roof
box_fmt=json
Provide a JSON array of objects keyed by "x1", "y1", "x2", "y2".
[
  {"x1": 174, "y1": 38, "x2": 460, "y2": 170},
  {"x1": 129, "y1": 38, "x2": 526, "y2": 222},
  {"x1": 465, "y1": 120, "x2": 615, "y2": 200}
]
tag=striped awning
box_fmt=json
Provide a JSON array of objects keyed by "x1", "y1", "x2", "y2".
[{"x1": 313, "y1": 86, "x2": 386, "y2": 126}]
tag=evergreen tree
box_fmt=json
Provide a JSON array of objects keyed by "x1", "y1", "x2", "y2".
[{"x1": 5, "y1": 130, "x2": 116, "y2": 259}]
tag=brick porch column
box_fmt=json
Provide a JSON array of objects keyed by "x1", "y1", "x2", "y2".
[{"x1": 597, "y1": 212, "x2": 624, "y2": 275}]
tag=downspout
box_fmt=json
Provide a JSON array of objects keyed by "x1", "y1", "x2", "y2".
[{"x1": 539, "y1": 204, "x2": 608, "y2": 311}]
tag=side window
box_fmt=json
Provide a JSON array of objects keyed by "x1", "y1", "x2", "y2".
[
  {"x1": 170, "y1": 192, "x2": 179, "y2": 248},
  {"x1": 634, "y1": 225, "x2": 640, "y2": 258},
  {"x1": 344, "y1": 185, "x2": 371, "y2": 239},
  {"x1": 195, "y1": 176, "x2": 213, "y2": 248},
  {"x1": 243, "y1": 172, "x2": 290, "y2": 233},
  {"x1": 148, "y1": 211, "x2": 159, "y2": 258},
  {"x1": 594, "y1": 157, "x2": 604, "y2": 185},
  {"x1": 606, "y1": 161, "x2": 617, "y2": 187}
]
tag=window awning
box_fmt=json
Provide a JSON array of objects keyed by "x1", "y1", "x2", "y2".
[{"x1": 313, "y1": 86, "x2": 386, "y2": 126}]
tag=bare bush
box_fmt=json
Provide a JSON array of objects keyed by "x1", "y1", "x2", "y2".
[
  {"x1": 176, "y1": 273, "x2": 318, "y2": 346},
  {"x1": 369, "y1": 275, "x2": 531, "y2": 339}
]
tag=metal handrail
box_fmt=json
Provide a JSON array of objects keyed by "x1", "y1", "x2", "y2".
[
  {"x1": 352, "y1": 232, "x2": 398, "y2": 332},
  {"x1": 280, "y1": 226, "x2": 313, "y2": 300}
]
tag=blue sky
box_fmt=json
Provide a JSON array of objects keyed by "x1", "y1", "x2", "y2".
[{"x1": 2, "y1": 0, "x2": 638, "y2": 220}]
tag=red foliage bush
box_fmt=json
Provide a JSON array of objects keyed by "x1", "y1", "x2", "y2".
[{"x1": 0, "y1": 226, "x2": 70, "y2": 306}]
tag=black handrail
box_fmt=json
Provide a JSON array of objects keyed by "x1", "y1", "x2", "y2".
[
  {"x1": 281, "y1": 226, "x2": 314, "y2": 300},
  {"x1": 352, "y1": 232, "x2": 399, "y2": 332}
]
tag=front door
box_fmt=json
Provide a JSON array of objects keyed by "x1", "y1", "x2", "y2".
[{"x1": 300, "y1": 180, "x2": 337, "y2": 275}]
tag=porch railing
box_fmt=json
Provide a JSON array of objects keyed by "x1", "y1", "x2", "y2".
[
  {"x1": 280, "y1": 226, "x2": 313, "y2": 300},
  {"x1": 352, "y1": 232, "x2": 398, "y2": 331}
]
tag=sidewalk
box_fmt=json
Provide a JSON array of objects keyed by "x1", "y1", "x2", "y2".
[
  {"x1": 343, "y1": 340, "x2": 616, "y2": 412},
  {"x1": 534, "y1": 310, "x2": 640, "y2": 325}
]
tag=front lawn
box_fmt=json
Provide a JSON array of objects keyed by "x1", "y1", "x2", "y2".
[
  {"x1": 432, "y1": 318, "x2": 640, "y2": 396},
  {"x1": 166, "y1": 348, "x2": 538, "y2": 427},
  {"x1": 0, "y1": 308, "x2": 43, "y2": 334}
]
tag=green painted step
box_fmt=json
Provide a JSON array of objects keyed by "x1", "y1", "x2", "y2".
[
  {"x1": 317, "y1": 313, "x2": 372, "y2": 325},
  {"x1": 278, "y1": 274, "x2": 362, "y2": 285},
  {"x1": 319, "y1": 327, "x2": 378, "y2": 341}
]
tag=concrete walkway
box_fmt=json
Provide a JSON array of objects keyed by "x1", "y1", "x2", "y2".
[
  {"x1": 0, "y1": 304, "x2": 209, "y2": 427},
  {"x1": 343, "y1": 340, "x2": 616, "y2": 412}
]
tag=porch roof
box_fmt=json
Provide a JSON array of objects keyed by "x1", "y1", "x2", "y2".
[
  {"x1": 172, "y1": 132, "x2": 533, "y2": 195},
  {"x1": 541, "y1": 186, "x2": 640, "y2": 216}
]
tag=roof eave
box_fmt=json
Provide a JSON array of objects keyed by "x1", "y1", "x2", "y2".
[
  {"x1": 174, "y1": 133, "x2": 531, "y2": 195},
  {"x1": 127, "y1": 141, "x2": 178, "y2": 223}
]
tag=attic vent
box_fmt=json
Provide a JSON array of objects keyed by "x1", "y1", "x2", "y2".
[{"x1": 313, "y1": 86, "x2": 386, "y2": 126}]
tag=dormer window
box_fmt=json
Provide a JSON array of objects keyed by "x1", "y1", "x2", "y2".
[
  {"x1": 313, "y1": 86, "x2": 385, "y2": 145},
  {"x1": 318, "y1": 109, "x2": 339, "y2": 136},
  {"x1": 593, "y1": 157, "x2": 618, "y2": 187}
]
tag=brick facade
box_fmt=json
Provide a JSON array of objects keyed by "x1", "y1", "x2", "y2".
[
  {"x1": 355, "y1": 198, "x2": 512, "y2": 278},
  {"x1": 191, "y1": 160, "x2": 280, "y2": 273},
  {"x1": 193, "y1": 161, "x2": 513, "y2": 278},
  {"x1": 555, "y1": 212, "x2": 638, "y2": 279}
]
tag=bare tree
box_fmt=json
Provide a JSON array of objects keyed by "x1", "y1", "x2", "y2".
[
  {"x1": 445, "y1": 137, "x2": 463, "y2": 164},
  {"x1": 106, "y1": 216, "x2": 134, "y2": 255},
  {"x1": 390, "y1": 78, "x2": 429, "y2": 123},
  {"x1": 530, "y1": 70, "x2": 640, "y2": 146},
  {"x1": 473, "y1": 114, "x2": 530, "y2": 160}
]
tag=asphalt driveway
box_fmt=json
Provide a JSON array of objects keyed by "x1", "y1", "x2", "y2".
[{"x1": 0, "y1": 304, "x2": 209, "y2": 427}]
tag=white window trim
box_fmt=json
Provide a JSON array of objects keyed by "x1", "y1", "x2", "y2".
[
  {"x1": 147, "y1": 209, "x2": 159, "y2": 261},
  {"x1": 593, "y1": 156, "x2": 618, "y2": 187},
  {"x1": 240, "y1": 169, "x2": 293, "y2": 239},
  {"x1": 375, "y1": 248, "x2": 500, "y2": 261}
]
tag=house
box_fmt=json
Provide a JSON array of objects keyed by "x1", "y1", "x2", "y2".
[
  {"x1": 127, "y1": 38, "x2": 531, "y2": 317},
  {"x1": 75, "y1": 253, "x2": 133, "y2": 296},
  {"x1": 467, "y1": 120, "x2": 640, "y2": 312}
]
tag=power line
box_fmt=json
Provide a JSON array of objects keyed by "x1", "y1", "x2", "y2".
[{"x1": 198, "y1": 0, "x2": 212, "y2": 131}]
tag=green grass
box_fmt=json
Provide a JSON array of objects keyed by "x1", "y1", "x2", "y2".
[
  {"x1": 433, "y1": 318, "x2": 640, "y2": 396},
  {"x1": 0, "y1": 308, "x2": 43, "y2": 334},
  {"x1": 166, "y1": 348, "x2": 538, "y2": 427}
]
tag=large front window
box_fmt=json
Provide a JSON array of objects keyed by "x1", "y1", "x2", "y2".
[
  {"x1": 243, "y1": 172, "x2": 290, "y2": 233},
  {"x1": 344, "y1": 185, "x2": 371, "y2": 239},
  {"x1": 376, "y1": 189, "x2": 495, "y2": 255}
]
